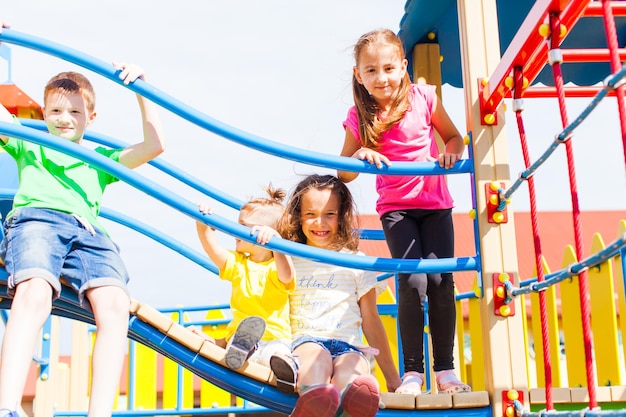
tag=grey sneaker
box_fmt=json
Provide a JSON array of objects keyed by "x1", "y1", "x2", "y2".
[{"x1": 224, "y1": 316, "x2": 266, "y2": 370}]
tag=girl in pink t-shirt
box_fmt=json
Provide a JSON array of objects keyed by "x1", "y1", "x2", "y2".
[{"x1": 338, "y1": 28, "x2": 470, "y2": 395}]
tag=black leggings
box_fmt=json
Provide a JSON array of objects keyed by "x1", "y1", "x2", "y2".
[{"x1": 381, "y1": 208, "x2": 456, "y2": 373}]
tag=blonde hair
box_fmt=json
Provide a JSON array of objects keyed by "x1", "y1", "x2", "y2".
[
  {"x1": 280, "y1": 174, "x2": 359, "y2": 252},
  {"x1": 240, "y1": 184, "x2": 286, "y2": 229},
  {"x1": 44, "y1": 71, "x2": 96, "y2": 113},
  {"x1": 352, "y1": 28, "x2": 412, "y2": 149}
]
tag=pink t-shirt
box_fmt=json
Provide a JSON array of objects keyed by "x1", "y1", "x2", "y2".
[{"x1": 343, "y1": 84, "x2": 454, "y2": 216}]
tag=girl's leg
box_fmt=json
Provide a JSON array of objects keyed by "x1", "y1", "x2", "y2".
[
  {"x1": 85, "y1": 286, "x2": 130, "y2": 417},
  {"x1": 293, "y1": 342, "x2": 332, "y2": 390},
  {"x1": 0, "y1": 279, "x2": 53, "y2": 412},
  {"x1": 333, "y1": 353, "x2": 379, "y2": 417},
  {"x1": 420, "y1": 209, "x2": 456, "y2": 372},
  {"x1": 290, "y1": 343, "x2": 339, "y2": 417},
  {"x1": 381, "y1": 211, "x2": 426, "y2": 374},
  {"x1": 330, "y1": 351, "x2": 370, "y2": 391},
  {"x1": 261, "y1": 341, "x2": 297, "y2": 393}
]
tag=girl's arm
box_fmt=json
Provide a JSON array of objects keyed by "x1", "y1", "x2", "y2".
[
  {"x1": 338, "y1": 129, "x2": 391, "y2": 183},
  {"x1": 431, "y1": 94, "x2": 465, "y2": 169},
  {"x1": 359, "y1": 289, "x2": 403, "y2": 392},
  {"x1": 274, "y1": 251, "x2": 295, "y2": 285},
  {"x1": 338, "y1": 129, "x2": 362, "y2": 183},
  {"x1": 251, "y1": 225, "x2": 294, "y2": 285},
  {"x1": 195, "y1": 205, "x2": 229, "y2": 271}
]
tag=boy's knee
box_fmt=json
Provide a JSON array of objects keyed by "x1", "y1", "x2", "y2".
[
  {"x1": 14, "y1": 277, "x2": 54, "y2": 306},
  {"x1": 87, "y1": 286, "x2": 131, "y2": 315}
]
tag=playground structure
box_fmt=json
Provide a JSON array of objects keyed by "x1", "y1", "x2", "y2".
[{"x1": 0, "y1": 0, "x2": 626, "y2": 416}]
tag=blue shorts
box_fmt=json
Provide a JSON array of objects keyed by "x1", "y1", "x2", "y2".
[
  {"x1": 292, "y1": 335, "x2": 367, "y2": 360},
  {"x1": 0, "y1": 207, "x2": 130, "y2": 305}
]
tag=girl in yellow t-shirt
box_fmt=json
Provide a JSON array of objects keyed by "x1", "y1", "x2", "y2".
[{"x1": 194, "y1": 185, "x2": 295, "y2": 375}]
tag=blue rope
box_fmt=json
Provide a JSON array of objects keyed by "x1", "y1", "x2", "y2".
[
  {"x1": 507, "y1": 232, "x2": 626, "y2": 297},
  {"x1": 502, "y1": 66, "x2": 626, "y2": 202}
]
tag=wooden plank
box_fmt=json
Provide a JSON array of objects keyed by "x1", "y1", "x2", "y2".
[
  {"x1": 134, "y1": 303, "x2": 173, "y2": 334},
  {"x1": 380, "y1": 392, "x2": 416, "y2": 410},
  {"x1": 129, "y1": 298, "x2": 141, "y2": 314},
  {"x1": 452, "y1": 391, "x2": 490, "y2": 408},
  {"x1": 416, "y1": 393, "x2": 453, "y2": 409},
  {"x1": 197, "y1": 340, "x2": 271, "y2": 383},
  {"x1": 570, "y1": 386, "x2": 612, "y2": 403},
  {"x1": 610, "y1": 385, "x2": 626, "y2": 401},
  {"x1": 167, "y1": 322, "x2": 204, "y2": 353},
  {"x1": 457, "y1": 0, "x2": 531, "y2": 414},
  {"x1": 529, "y1": 387, "x2": 571, "y2": 403}
]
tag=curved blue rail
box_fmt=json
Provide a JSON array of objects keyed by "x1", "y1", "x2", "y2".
[
  {"x1": 0, "y1": 29, "x2": 473, "y2": 177},
  {"x1": 17, "y1": 119, "x2": 246, "y2": 211},
  {"x1": 0, "y1": 122, "x2": 479, "y2": 275}
]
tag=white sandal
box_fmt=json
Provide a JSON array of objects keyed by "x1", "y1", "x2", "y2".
[
  {"x1": 435, "y1": 370, "x2": 471, "y2": 394},
  {"x1": 395, "y1": 371, "x2": 424, "y2": 395}
]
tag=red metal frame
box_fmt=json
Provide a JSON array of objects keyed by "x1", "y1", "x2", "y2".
[
  {"x1": 562, "y1": 48, "x2": 626, "y2": 62},
  {"x1": 479, "y1": 0, "x2": 592, "y2": 122},
  {"x1": 584, "y1": 1, "x2": 626, "y2": 16},
  {"x1": 514, "y1": 86, "x2": 617, "y2": 98}
]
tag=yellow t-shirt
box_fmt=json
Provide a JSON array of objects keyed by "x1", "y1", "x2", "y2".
[{"x1": 221, "y1": 250, "x2": 294, "y2": 342}]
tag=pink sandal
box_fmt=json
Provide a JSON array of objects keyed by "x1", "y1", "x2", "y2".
[
  {"x1": 435, "y1": 370, "x2": 471, "y2": 394},
  {"x1": 395, "y1": 371, "x2": 424, "y2": 395}
]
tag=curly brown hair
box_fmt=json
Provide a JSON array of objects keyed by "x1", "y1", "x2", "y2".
[{"x1": 280, "y1": 174, "x2": 359, "y2": 252}]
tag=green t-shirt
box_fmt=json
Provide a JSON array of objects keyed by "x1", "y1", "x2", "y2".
[{"x1": 1, "y1": 130, "x2": 121, "y2": 235}]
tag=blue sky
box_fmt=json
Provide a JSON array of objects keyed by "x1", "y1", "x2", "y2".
[{"x1": 2, "y1": 0, "x2": 625, "y2": 309}]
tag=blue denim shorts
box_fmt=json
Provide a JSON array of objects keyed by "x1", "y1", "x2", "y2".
[
  {"x1": 292, "y1": 335, "x2": 367, "y2": 360},
  {"x1": 0, "y1": 207, "x2": 130, "y2": 304}
]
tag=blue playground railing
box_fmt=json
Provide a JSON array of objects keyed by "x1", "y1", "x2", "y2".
[{"x1": 0, "y1": 28, "x2": 485, "y2": 417}]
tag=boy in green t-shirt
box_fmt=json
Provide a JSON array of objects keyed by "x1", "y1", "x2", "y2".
[{"x1": 0, "y1": 21, "x2": 165, "y2": 417}]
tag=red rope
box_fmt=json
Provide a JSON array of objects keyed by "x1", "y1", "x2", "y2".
[
  {"x1": 512, "y1": 68, "x2": 554, "y2": 410},
  {"x1": 601, "y1": 0, "x2": 626, "y2": 170},
  {"x1": 549, "y1": 13, "x2": 598, "y2": 409}
]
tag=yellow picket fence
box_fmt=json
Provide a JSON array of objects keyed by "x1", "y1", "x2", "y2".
[
  {"x1": 459, "y1": 219, "x2": 626, "y2": 393},
  {"x1": 27, "y1": 219, "x2": 626, "y2": 415}
]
